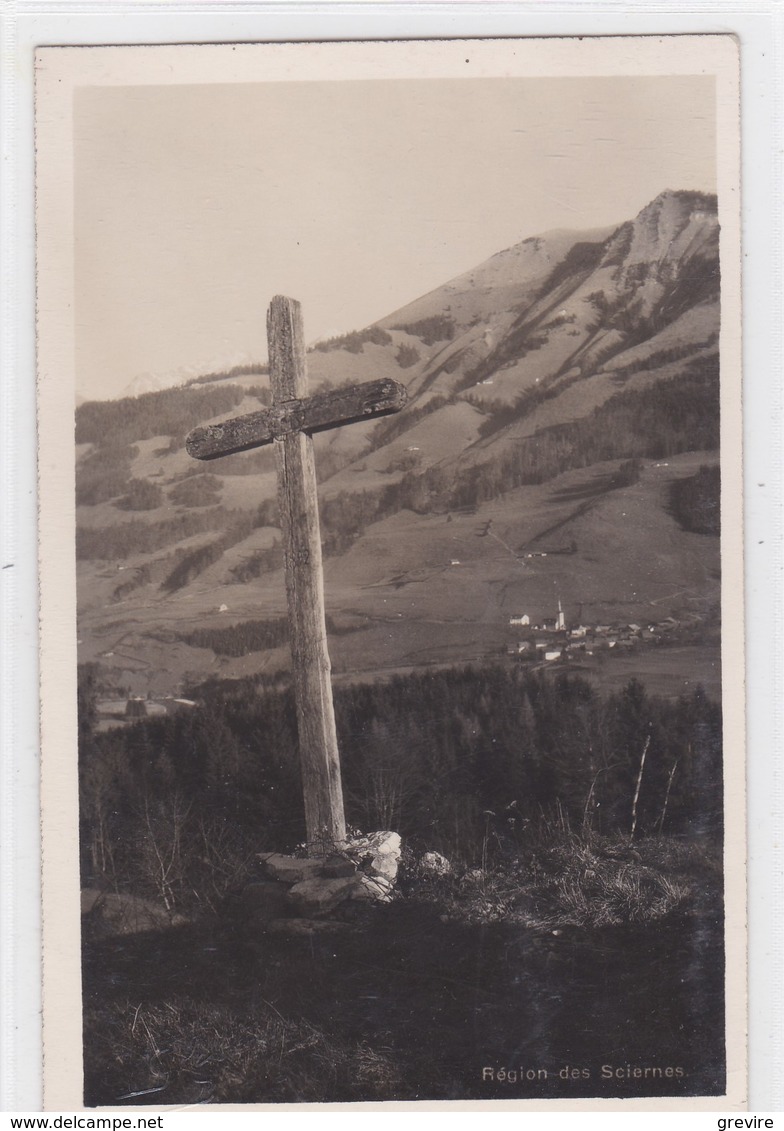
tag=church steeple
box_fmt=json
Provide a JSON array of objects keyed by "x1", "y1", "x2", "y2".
[{"x1": 556, "y1": 598, "x2": 565, "y2": 632}]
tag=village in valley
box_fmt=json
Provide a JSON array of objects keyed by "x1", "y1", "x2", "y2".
[
  {"x1": 92, "y1": 597, "x2": 706, "y2": 732},
  {"x1": 506, "y1": 598, "x2": 697, "y2": 666},
  {"x1": 94, "y1": 692, "x2": 198, "y2": 732}
]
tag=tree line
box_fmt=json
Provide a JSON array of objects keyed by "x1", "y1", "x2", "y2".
[
  {"x1": 388, "y1": 315, "x2": 456, "y2": 346},
  {"x1": 74, "y1": 353, "x2": 719, "y2": 592},
  {"x1": 309, "y1": 358, "x2": 719, "y2": 554},
  {"x1": 175, "y1": 613, "x2": 358, "y2": 657},
  {"x1": 395, "y1": 356, "x2": 719, "y2": 513},
  {"x1": 76, "y1": 384, "x2": 247, "y2": 448},
  {"x1": 78, "y1": 663, "x2": 722, "y2": 910},
  {"x1": 312, "y1": 326, "x2": 392, "y2": 354},
  {"x1": 670, "y1": 465, "x2": 720, "y2": 535}
]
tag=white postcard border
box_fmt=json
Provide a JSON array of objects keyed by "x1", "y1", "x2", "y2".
[{"x1": 5, "y1": 4, "x2": 775, "y2": 1110}]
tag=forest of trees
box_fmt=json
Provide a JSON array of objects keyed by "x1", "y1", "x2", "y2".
[
  {"x1": 177, "y1": 617, "x2": 290, "y2": 656},
  {"x1": 474, "y1": 372, "x2": 573, "y2": 440},
  {"x1": 76, "y1": 509, "x2": 225, "y2": 560},
  {"x1": 604, "y1": 338, "x2": 717, "y2": 383},
  {"x1": 160, "y1": 508, "x2": 269, "y2": 593},
  {"x1": 75, "y1": 444, "x2": 139, "y2": 507},
  {"x1": 308, "y1": 357, "x2": 720, "y2": 558},
  {"x1": 73, "y1": 353, "x2": 719, "y2": 599},
  {"x1": 389, "y1": 315, "x2": 456, "y2": 346},
  {"x1": 670, "y1": 465, "x2": 721, "y2": 536},
  {"x1": 184, "y1": 364, "x2": 269, "y2": 388},
  {"x1": 367, "y1": 394, "x2": 448, "y2": 451},
  {"x1": 76, "y1": 384, "x2": 247, "y2": 447},
  {"x1": 116, "y1": 479, "x2": 165, "y2": 512},
  {"x1": 176, "y1": 614, "x2": 358, "y2": 656},
  {"x1": 76, "y1": 499, "x2": 278, "y2": 563},
  {"x1": 78, "y1": 663, "x2": 722, "y2": 912},
  {"x1": 229, "y1": 543, "x2": 283, "y2": 584},
  {"x1": 393, "y1": 356, "x2": 719, "y2": 514},
  {"x1": 312, "y1": 326, "x2": 392, "y2": 354},
  {"x1": 168, "y1": 475, "x2": 223, "y2": 508}
]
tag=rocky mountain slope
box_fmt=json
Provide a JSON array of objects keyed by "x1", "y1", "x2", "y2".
[{"x1": 75, "y1": 189, "x2": 722, "y2": 696}]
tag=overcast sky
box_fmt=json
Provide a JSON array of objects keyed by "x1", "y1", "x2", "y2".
[{"x1": 74, "y1": 75, "x2": 716, "y2": 401}]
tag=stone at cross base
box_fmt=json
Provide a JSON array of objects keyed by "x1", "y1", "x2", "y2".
[{"x1": 237, "y1": 830, "x2": 403, "y2": 927}]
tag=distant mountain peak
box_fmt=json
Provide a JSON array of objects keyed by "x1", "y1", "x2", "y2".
[
  {"x1": 75, "y1": 188, "x2": 721, "y2": 690},
  {"x1": 120, "y1": 372, "x2": 185, "y2": 400},
  {"x1": 638, "y1": 188, "x2": 718, "y2": 219}
]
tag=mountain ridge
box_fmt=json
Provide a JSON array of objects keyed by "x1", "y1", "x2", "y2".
[{"x1": 75, "y1": 189, "x2": 721, "y2": 696}]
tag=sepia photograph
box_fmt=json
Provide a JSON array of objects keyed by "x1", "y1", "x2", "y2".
[{"x1": 35, "y1": 36, "x2": 744, "y2": 1109}]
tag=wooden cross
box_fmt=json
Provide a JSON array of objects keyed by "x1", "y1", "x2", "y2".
[{"x1": 186, "y1": 295, "x2": 407, "y2": 854}]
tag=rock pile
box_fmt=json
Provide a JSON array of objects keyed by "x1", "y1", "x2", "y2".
[{"x1": 240, "y1": 831, "x2": 402, "y2": 936}]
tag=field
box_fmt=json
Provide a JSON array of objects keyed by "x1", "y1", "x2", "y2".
[{"x1": 77, "y1": 452, "x2": 720, "y2": 698}]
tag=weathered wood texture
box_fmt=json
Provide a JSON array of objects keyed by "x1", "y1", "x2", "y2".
[
  {"x1": 184, "y1": 294, "x2": 408, "y2": 856},
  {"x1": 186, "y1": 377, "x2": 407, "y2": 461},
  {"x1": 267, "y1": 295, "x2": 347, "y2": 854}
]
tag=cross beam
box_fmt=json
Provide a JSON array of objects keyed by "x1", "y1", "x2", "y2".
[
  {"x1": 186, "y1": 295, "x2": 408, "y2": 854},
  {"x1": 186, "y1": 379, "x2": 407, "y2": 460}
]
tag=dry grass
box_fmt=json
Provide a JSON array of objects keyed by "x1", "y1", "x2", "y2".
[
  {"x1": 82, "y1": 832, "x2": 724, "y2": 1106},
  {"x1": 85, "y1": 997, "x2": 403, "y2": 1105},
  {"x1": 401, "y1": 832, "x2": 715, "y2": 931}
]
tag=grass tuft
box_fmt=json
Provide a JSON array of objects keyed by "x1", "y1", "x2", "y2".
[
  {"x1": 82, "y1": 831, "x2": 724, "y2": 1106},
  {"x1": 85, "y1": 997, "x2": 404, "y2": 1105},
  {"x1": 401, "y1": 832, "x2": 714, "y2": 930}
]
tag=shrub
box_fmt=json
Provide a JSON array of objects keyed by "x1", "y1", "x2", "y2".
[
  {"x1": 169, "y1": 475, "x2": 223, "y2": 508},
  {"x1": 611, "y1": 458, "x2": 643, "y2": 488},
  {"x1": 669, "y1": 464, "x2": 720, "y2": 535},
  {"x1": 161, "y1": 540, "x2": 225, "y2": 593},
  {"x1": 112, "y1": 564, "x2": 152, "y2": 602},
  {"x1": 230, "y1": 543, "x2": 283, "y2": 583},
  {"x1": 395, "y1": 343, "x2": 420, "y2": 369},
  {"x1": 116, "y1": 479, "x2": 165, "y2": 511},
  {"x1": 75, "y1": 445, "x2": 138, "y2": 506}
]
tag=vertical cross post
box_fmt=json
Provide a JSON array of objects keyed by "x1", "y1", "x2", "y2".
[
  {"x1": 267, "y1": 295, "x2": 347, "y2": 854},
  {"x1": 187, "y1": 296, "x2": 407, "y2": 855}
]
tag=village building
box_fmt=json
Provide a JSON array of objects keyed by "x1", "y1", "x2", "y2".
[
  {"x1": 97, "y1": 695, "x2": 196, "y2": 733},
  {"x1": 504, "y1": 596, "x2": 677, "y2": 668},
  {"x1": 124, "y1": 697, "x2": 147, "y2": 719},
  {"x1": 507, "y1": 640, "x2": 534, "y2": 656}
]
